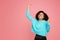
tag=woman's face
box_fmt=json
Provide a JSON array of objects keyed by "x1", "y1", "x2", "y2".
[{"x1": 38, "y1": 13, "x2": 44, "y2": 20}]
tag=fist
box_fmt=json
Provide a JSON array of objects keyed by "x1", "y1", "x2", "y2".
[{"x1": 27, "y1": 3, "x2": 32, "y2": 8}]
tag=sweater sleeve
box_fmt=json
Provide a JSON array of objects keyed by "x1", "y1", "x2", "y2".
[
  {"x1": 26, "y1": 9, "x2": 36, "y2": 23},
  {"x1": 46, "y1": 21, "x2": 50, "y2": 33}
]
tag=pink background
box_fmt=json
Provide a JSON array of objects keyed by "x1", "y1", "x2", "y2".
[{"x1": 0, "y1": 0, "x2": 60, "y2": 40}]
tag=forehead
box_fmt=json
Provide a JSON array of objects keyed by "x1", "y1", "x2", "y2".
[{"x1": 39, "y1": 13, "x2": 44, "y2": 15}]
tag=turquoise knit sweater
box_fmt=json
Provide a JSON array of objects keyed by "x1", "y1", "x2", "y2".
[{"x1": 26, "y1": 9, "x2": 50, "y2": 36}]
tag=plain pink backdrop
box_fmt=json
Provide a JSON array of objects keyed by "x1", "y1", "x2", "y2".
[{"x1": 0, "y1": 0, "x2": 60, "y2": 40}]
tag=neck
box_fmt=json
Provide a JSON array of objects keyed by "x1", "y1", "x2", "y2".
[{"x1": 39, "y1": 19, "x2": 43, "y2": 21}]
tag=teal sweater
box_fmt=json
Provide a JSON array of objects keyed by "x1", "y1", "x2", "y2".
[{"x1": 26, "y1": 9, "x2": 50, "y2": 36}]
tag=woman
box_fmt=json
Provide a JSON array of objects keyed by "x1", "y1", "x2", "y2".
[{"x1": 26, "y1": 3, "x2": 50, "y2": 40}]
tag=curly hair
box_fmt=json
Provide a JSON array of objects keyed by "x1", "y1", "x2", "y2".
[{"x1": 35, "y1": 10, "x2": 49, "y2": 21}]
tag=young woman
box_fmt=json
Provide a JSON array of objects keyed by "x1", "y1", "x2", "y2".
[{"x1": 26, "y1": 3, "x2": 50, "y2": 40}]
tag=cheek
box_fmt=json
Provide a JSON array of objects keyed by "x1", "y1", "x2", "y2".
[
  {"x1": 42, "y1": 16, "x2": 44, "y2": 18},
  {"x1": 38, "y1": 15, "x2": 41, "y2": 18},
  {"x1": 38, "y1": 15, "x2": 44, "y2": 18}
]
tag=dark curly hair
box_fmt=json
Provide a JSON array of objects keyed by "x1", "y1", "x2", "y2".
[{"x1": 35, "y1": 10, "x2": 49, "y2": 21}]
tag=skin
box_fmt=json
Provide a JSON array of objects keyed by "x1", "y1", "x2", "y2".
[
  {"x1": 28, "y1": 3, "x2": 44, "y2": 21},
  {"x1": 38, "y1": 13, "x2": 50, "y2": 23},
  {"x1": 27, "y1": 3, "x2": 50, "y2": 22},
  {"x1": 38, "y1": 13, "x2": 44, "y2": 21}
]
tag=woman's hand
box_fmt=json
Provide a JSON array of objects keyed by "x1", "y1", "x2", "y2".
[{"x1": 27, "y1": 3, "x2": 32, "y2": 9}]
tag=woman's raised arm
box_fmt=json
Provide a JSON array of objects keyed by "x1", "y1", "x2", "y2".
[{"x1": 26, "y1": 3, "x2": 36, "y2": 23}]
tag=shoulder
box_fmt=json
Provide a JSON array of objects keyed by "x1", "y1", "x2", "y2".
[
  {"x1": 32, "y1": 18, "x2": 38, "y2": 23},
  {"x1": 42, "y1": 20, "x2": 47, "y2": 22},
  {"x1": 43, "y1": 20, "x2": 49, "y2": 24}
]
